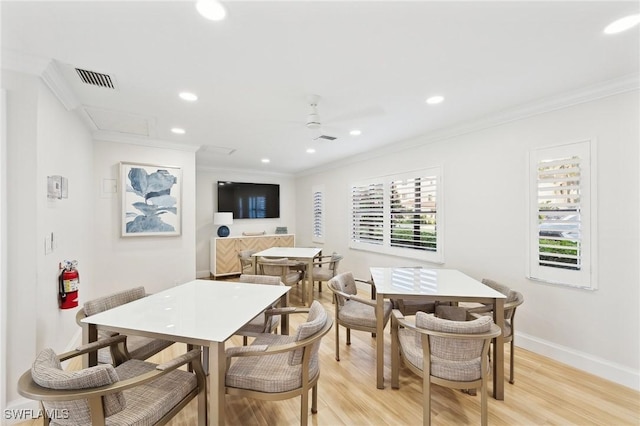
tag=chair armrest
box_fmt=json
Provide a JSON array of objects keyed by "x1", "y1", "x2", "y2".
[
  {"x1": 57, "y1": 335, "x2": 127, "y2": 362},
  {"x1": 156, "y1": 349, "x2": 201, "y2": 371},
  {"x1": 75, "y1": 308, "x2": 87, "y2": 327},
  {"x1": 354, "y1": 278, "x2": 374, "y2": 286},
  {"x1": 19, "y1": 348, "x2": 204, "y2": 403},
  {"x1": 265, "y1": 307, "x2": 306, "y2": 316},
  {"x1": 227, "y1": 317, "x2": 333, "y2": 360},
  {"x1": 347, "y1": 294, "x2": 377, "y2": 307}
]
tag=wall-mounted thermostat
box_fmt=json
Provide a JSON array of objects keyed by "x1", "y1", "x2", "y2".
[{"x1": 47, "y1": 175, "x2": 68, "y2": 199}]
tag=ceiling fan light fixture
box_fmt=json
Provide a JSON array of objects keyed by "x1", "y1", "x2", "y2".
[
  {"x1": 426, "y1": 95, "x2": 445, "y2": 105},
  {"x1": 196, "y1": 0, "x2": 227, "y2": 21},
  {"x1": 179, "y1": 92, "x2": 198, "y2": 101},
  {"x1": 306, "y1": 112, "x2": 321, "y2": 129},
  {"x1": 604, "y1": 14, "x2": 640, "y2": 34}
]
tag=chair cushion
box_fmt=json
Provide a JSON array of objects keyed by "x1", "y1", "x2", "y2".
[
  {"x1": 31, "y1": 348, "x2": 125, "y2": 426},
  {"x1": 289, "y1": 301, "x2": 327, "y2": 365},
  {"x1": 339, "y1": 299, "x2": 392, "y2": 328},
  {"x1": 311, "y1": 267, "x2": 335, "y2": 281},
  {"x1": 226, "y1": 334, "x2": 312, "y2": 393},
  {"x1": 99, "y1": 359, "x2": 197, "y2": 426}
]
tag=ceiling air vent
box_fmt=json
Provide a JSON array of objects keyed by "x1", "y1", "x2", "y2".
[
  {"x1": 75, "y1": 68, "x2": 115, "y2": 89},
  {"x1": 314, "y1": 135, "x2": 337, "y2": 141}
]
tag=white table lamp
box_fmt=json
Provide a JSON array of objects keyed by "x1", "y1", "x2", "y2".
[{"x1": 213, "y1": 212, "x2": 233, "y2": 237}]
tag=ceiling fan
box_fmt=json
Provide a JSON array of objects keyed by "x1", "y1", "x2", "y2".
[{"x1": 305, "y1": 95, "x2": 337, "y2": 141}]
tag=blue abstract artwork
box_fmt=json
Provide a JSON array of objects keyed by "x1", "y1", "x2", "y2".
[{"x1": 121, "y1": 163, "x2": 181, "y2": 236}]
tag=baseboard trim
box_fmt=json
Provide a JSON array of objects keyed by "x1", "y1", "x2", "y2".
[
  {"x1": 196, "y1": 269, "x2": 211, "y2": 279},
  {"x1": 517, "y1": 331, "x2": 639, "y2": 391}
]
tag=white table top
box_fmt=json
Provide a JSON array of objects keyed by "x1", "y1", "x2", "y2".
[
  {"x1": 253, "y1": 247, "x2": 322, "y2": 259},
  {"x1": 370, "y1": 267, "x2": 506, "y2": 299},
  {"x1": 81, "y1": 279, "x2": 290, "y2": 344}
]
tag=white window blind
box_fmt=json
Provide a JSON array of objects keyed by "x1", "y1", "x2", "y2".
[
  {"x1": 390, "y1": 176, "x2": 437, "y2": 252},
  {"x1": 350, "y1": 167, "x2": 443, "y2": 263},
  {"x1": 312, "y1": 185, "x2": 325, "y2": 243},
  {"x1": 351, "y1": 182, "x2": 384, "y2": 245},
  {"x1": 528, "y1": 140, "x2": 596, "y2": 289}
]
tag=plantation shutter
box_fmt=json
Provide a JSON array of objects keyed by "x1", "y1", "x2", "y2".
[
  {"x1": 312, "y1": 186, "x2": 324, "y2": 243},
  {"x1": 351, "y1": 182, "x2": 384, "y2": 245},
  {"x1": 389, "y1": 176, "x2": 437, "y2": 252},
  {"x1": 536, "y1": 156, "x2": 581, "y2": 270},
  {"x1": 528, "y1": 140, "x2": 595, "y2": 289}
]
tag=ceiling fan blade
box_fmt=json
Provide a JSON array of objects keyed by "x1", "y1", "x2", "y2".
[{"x1": 327, "y1": 105, "x2": 386, "y2": 123}]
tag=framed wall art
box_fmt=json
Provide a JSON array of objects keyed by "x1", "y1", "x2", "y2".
[{"x1": 121, "y1": 162, "x2": 182, "y2": 237}]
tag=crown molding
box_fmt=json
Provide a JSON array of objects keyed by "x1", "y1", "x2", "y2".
[
  {"x1": 92, "y1": 130, "x2": 201, "y2": 152},
  {"x1": 196, "y1": 164, "x2": 294, "y2": 178},
  {"x1": 1, "y1": 48, "x2": 49, "y2": 76},
  {"x1": 296, "y1": 74, "x2": 640, "y2": 177},
  {"x1": 41, "y1": 60, "x2": 80, "y2": 111}
]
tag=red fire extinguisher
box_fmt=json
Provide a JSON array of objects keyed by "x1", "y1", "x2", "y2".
[{"x1": 59, "y1": 260, "x2": 79, "y2": 309}]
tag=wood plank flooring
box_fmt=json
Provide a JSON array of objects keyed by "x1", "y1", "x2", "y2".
[{"x1": 15, "y1": 281, "x2": 640, "y2": 425}]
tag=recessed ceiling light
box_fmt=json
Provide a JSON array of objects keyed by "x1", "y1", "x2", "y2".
[
  {"x1": 604, "y1": 14, "x2": 640, "y2": 34},
  {"x1": 171, "y1": 128, "x2": 186, "y2": 134},
  {"x1": 179, "y1": 92, "x2": 198, "y2": 101},
  {"x1": 196, "y1": 0, "x2": 227, "y2": 21},
  {"x1": 261, "y1": 158, "x2": 270, "y2": 164},
  {"x1": 426, "y1": 95, "x2": 445, "y2": 105},
  {"x1": 306, "y1": 148, "x2": 316, "y2": 154},
  {"x1": 350, "y1": 130, "x2": 362, "y2": 136}
]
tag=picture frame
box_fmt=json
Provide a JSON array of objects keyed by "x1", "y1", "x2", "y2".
[{"x1": 120, "y1": 162, "x2": 182, "y2": 237}]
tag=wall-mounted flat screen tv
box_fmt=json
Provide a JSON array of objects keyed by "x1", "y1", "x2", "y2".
[{"x1": 217, "y1": 181, "x2": 280, "y2": 219}]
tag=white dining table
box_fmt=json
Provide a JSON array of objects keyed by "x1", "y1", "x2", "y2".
[
  {"x1": 252, "y1": 246, "x2": 322, "y2": 306},
  {"x1": 369, "y1": 267, "x2": 507, "y2": 400},
  {"x1": 81, "y1": 279, "x2": 290, "y2": 426}
]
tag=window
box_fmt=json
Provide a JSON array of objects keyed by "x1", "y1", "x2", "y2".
[
  {"x1": 528, "y1": 140, "x2": 596, "y2": 289},
  {"x1": 312, "y1": 185, "x2": 325, "y2": 243},
  {"x1": 350, "y1": 167, "x2": 443, "y2": 263}
]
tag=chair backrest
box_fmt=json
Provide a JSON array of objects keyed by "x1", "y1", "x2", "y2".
[
  {"x1": 83, "y1": 286, "x2": 146, "y2": 316},
  {"x1": 481, "y1": 278, "x2": 521, "y2": 320},
  {"x1": 289, "y1": 301, "x2": 328, "y2": 368},
  {"x1": 416, "y1": 312, "x2": 493, "y2": 361},
  {"x1": 238, "y1": 250, "x2": 255, "y2": 273},
  {"x1": 328, "y1": 272, "x2": 358, "y2": 305},
  {"x1": 239, "y1": 274, "x2": 282, "y2": 286},
  {"x1": 328, "y1": 252, "x2": 343, "y2": 273},
  {"x1": 257, "y1": 257, "x2": 290, "y2": 277},
  {"x1": 30, "y1": 348, "x2": 125, "y2": 425}
]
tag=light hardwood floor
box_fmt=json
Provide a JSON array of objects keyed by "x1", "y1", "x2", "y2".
[{"x1": 16, "y1": 282, "x2": 640, "y2": 425}]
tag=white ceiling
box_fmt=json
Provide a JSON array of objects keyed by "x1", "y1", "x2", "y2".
[{"x1": 2, "y1": 1, "x2": 639, "y2": 175}]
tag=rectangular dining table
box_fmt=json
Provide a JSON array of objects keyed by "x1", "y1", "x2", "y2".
[
  {"x1": 252, "y1": 246, "x2": 322, "y2": 306},
  {"x1": 81, "y1": 279, "x2": 290, "y2": 426},
  {"x1": 369, "y1": 267, "x2": 507, "y2": 400}
]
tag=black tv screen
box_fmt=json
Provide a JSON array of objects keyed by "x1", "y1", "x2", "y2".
[{"x1": 217, "y1": 181, "x2": 280, "y2": 219}]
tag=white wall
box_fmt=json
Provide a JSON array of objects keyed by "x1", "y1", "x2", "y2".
[
  {"x1": 2, "y1": 71, "x2": 94, "y2": 409},
  {"x1": 295, "y1": 91, "x2": 640, "y2": 390},
  {"x1": 195, "y1": 168, "x2": 296, "y2": 277},
  {"x1": 92, "y1": 140, "x2": 197, "y2": 296}
]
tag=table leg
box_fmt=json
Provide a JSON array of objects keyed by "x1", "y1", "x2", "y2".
[
  {"x1": 280, "y1": 293, "x2": 289, "y2": 335},
  {"x1": 306, "y1": 259, "x2": 314, "y2": 307},
  {"x1": 209, "y1": 342, "x2": 226, "y2": 426},
  {"x1": 82, "y1": 323, "x2": 98, "y2": 368},
  {"x1": 493, "y1": 298, "x2": 505, "y2": 400},
  {"x1": 376, "y1": 296, "x2": 385, "y2": 389}
]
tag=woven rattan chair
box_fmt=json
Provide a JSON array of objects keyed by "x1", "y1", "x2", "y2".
[
  {"x1": 17, "y1": 335, "x2": 206, "y2": 426},
  {"x1": 466, "y1": 278, "x2": 524, "y2": 384},
  {"x1": 235, "y1": 274, "x2": 285, "y2": 344},
  {"x1": 225, "y1": 301, "x2": 332, "y2": 426},
  {"x1": 327, "y1": 272, "x2": 393, "y2": 361},
  {"x1": 76, "y1": 287, "x2": 174, "y2": 365},
  {"x1": 391, "y1": 310, "x2": 501, "y2": 426}
]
